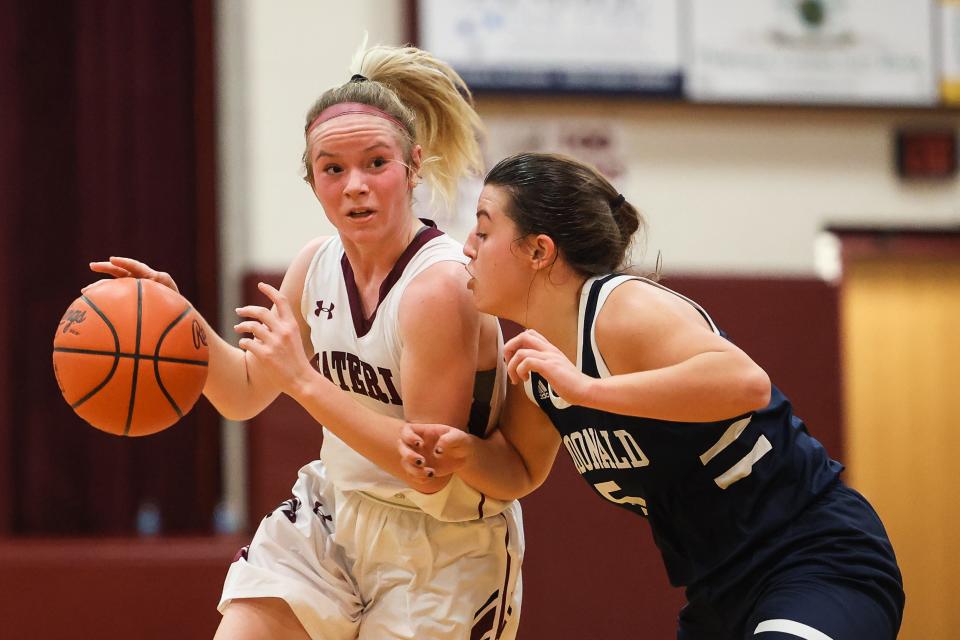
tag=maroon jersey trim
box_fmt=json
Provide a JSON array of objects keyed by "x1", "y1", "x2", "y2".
[
  {"x1": 495, "y1": 524, "x2": 512, "y2": 638},
  {"x1": 340, "y1": 220, "x2": 444, "y2": 338}
]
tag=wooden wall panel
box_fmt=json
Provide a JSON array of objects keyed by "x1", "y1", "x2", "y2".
[
  {"x1": 0, "y1": 537, "x2": 243, "y2": 640},
  {"x1": 666, "y1": 276, "x2": 843, "y2": 460},
  {"x1": 842, "y1": 259, "x2": 960, "y2": 640}
]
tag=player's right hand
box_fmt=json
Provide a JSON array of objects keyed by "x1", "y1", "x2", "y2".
[
  {"x1": 86, "y1": 257, "x2": 180, "y2": 294},
  {"x1": 399, "y1": 422, "x2": 474, "y2": 480}
]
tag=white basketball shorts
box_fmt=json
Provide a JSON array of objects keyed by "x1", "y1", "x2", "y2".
[{"x1": 218, "y1": 461, "x2": 523, "y2": 640}]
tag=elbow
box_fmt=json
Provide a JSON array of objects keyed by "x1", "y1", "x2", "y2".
[
  {"x1": 204, "y1": 384, "x2": 279, "y2": 421},
  {"x1": 219, "y1": 408, "x2": 257, "y2": 422},
  {"x1": 743, "y1": 366, "x2": 772, "y2": 412},
  {"x1": 205, "y1": 394, "x2": 261, "y2": 422},
  {"x1": 485, "y1": 485, "x2": 532, "y2": 503},
  {"x1": 471, "y1": 471, "x2": 542, "y2": 503},
  {"x1": 493, "y1": 473, "x2": 546, "y2": 502}
]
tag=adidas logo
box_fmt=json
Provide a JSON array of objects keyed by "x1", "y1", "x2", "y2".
[{"x1": 536, "y1": 380, "x2": 549, "y2": 400}]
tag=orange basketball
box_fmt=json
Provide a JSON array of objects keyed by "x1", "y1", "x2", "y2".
[{"x1": 52, "y1": 277, "x2": 210, "y2": 436}]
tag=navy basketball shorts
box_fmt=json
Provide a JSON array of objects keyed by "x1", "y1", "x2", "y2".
[{"x1": 678, "y1": 483, "x2": 904, "y2": 640}]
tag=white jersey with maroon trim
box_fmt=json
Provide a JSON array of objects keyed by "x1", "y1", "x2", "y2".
[{"x1": 300, "y1": 226, "x2": 511, "y2": 522}]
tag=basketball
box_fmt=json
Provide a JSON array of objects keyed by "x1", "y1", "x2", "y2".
[{"x1": 52, "y1": 277, "x2": 210, "y2": 436}]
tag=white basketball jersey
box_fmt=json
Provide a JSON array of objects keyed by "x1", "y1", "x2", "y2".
[{"x1": 300, "y1": 226, "x2": 511, "y2": 521}]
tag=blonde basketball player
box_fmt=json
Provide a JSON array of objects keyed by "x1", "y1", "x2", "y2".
[{"x1": 89, "y1": 46, "x2": 522, "y2": 640}]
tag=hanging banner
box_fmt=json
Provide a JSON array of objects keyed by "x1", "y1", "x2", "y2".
[
  {"x1": 943, "y1": 0, "x2": 960, "y2": 105},
  {"x1": 687, "y1": 0, "x2": 938, "y2": 106},
  {"x1": 418, "y1": 0, "x2": 682, "y2": 95}
]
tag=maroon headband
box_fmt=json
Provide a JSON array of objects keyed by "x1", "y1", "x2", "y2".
[{"x1": 306, "y1": 102, "x2": 407, "y2": 137}]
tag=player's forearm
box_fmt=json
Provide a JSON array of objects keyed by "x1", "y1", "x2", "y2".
[
  {"x1": 456, "y1": 430, "x2": 540, "y2": 501},
  {"x1": 201, "y1": 321, "x2": 280, "y2": 420},
  {"x1": 581, "y1": 351, "x2": 771, "y2": 421},
  {"x1": 290, "y1": 370, "x2": 450, "y2": 493}
]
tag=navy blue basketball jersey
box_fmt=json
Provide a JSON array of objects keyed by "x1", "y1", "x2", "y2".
[{"x1": 526, "y1": 274, "x2": 842, "y2": 589}]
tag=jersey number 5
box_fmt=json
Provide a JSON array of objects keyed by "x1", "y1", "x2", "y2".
[{"x1": 593, "y1": 481, "x2": 648, "y2": 516}]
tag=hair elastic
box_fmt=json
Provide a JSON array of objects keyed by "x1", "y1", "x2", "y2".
[{"x1": 610, "y1": 193, "x2": 626, "y2": 208}]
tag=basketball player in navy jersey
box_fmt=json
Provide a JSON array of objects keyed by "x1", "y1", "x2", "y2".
[
  {"x1": 89, "y1": 45, "x2": 523, "y2": 640},
  {"x1": 401, "y1": 152, "x2": 904, "y2": 639}
]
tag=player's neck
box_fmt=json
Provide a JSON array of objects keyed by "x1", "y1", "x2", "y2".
[
  {"x1": 340, "y1": 217, "x2": 421, "y2": 286},
  {"x1": 521, "y1": 273, "x2": 586, "y2": 361}
]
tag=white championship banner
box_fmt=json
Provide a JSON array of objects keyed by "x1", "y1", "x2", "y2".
[
  {"x1": 687, "y1": 0, "x2": 938, "y2": 106},
  {"x1": 418, "y1": 0, "x2": 682, "y2": 94},
  {"x1": 943, "y1": 0, "x2": 960, "y2": 105}
]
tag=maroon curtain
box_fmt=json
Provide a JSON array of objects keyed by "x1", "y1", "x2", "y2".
[
  {"x1": 0, "y1": 0, "x2": 18, "y2": 535},
  {"x1": 0, "y1": 0, "x2": 220, "y2": 535}
]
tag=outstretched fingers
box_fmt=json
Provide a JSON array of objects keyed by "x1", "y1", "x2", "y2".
[
  {"x1": 233, "y1": 320, "x2": 269, "y2": 342},
  {"x1": 87, "y1": 257, "x2": 179, "y2": 293},
  {"x1": 88, "y1": 262, "x2": 132, "y2": 279},
  {"x1": 257, "y1": 282, "x2": 292, "y2": 319}
]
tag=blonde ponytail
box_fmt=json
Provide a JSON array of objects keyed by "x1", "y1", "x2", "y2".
[{"x1": 303, "y1": 45, "x2": 484, "y2": 206}]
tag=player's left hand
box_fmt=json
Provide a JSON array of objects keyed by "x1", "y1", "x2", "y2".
[
  {"x1": 399, "y1": 422, "x2": 475, "y2": 479},
  {"x1": 234, "y1": 282, "x2": 312, "y2": 396},
  {"x1": 504, "y1": 329, "x2": 594, "y2": 405}
]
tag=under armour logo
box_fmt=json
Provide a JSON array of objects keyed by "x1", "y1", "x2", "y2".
[
  {"x1": 280, "y1": 497, "x2": 301, "y2": 523},
  {"x1": 536, "y1": 380, "x2": 549, "y2": 400},
  {"x1": 315, "y1": 300, "x2": 335, "y2": 319},
  {"x1": 313, "y1": 500, "x2": 332, "y2": 522}
]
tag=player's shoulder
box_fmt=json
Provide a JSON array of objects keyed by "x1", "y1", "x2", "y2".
[
  {"x1": 287, "y1": 235, "x2": 332, "y2": 273},
  {"x1": 405, "y1": 228, "x2": 468, "y2": 285},
  {"x1": 416, "y1": 231, "x2": 466, "y2": 263},
  {"x1": 281, "y1": 236, "x2": 332, "y2": 294},
  {"x1": 592, "y1": 277, "x2": 714, "y2": 363},
  {"x1": 299, "y1": 235, "x2": 335, "y2": 261},
  {"x1": 403, "y1": 260, "x2": 471, "y2": 310},
  {"x1": 603, "y1": 276, "x2": 710, "y2": 325},
  {"x1": 594, "y1": 278, "x2": 662, "y2": 330},
  {"x1": 397, "y1": 256, "x2": 474, "y2": 343}
]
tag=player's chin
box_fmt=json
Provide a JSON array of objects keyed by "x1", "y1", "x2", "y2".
[{"x1": 466, "y1": 285, "x2": 491, "y2": 313}]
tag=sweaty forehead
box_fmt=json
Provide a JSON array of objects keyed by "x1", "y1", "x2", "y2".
[
  {"x1": 477, "y1": 184, "x2": 513, "y2": 220},
  {"x1": 308, "y1": 114, "x2": 404, "y2": 157}
]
